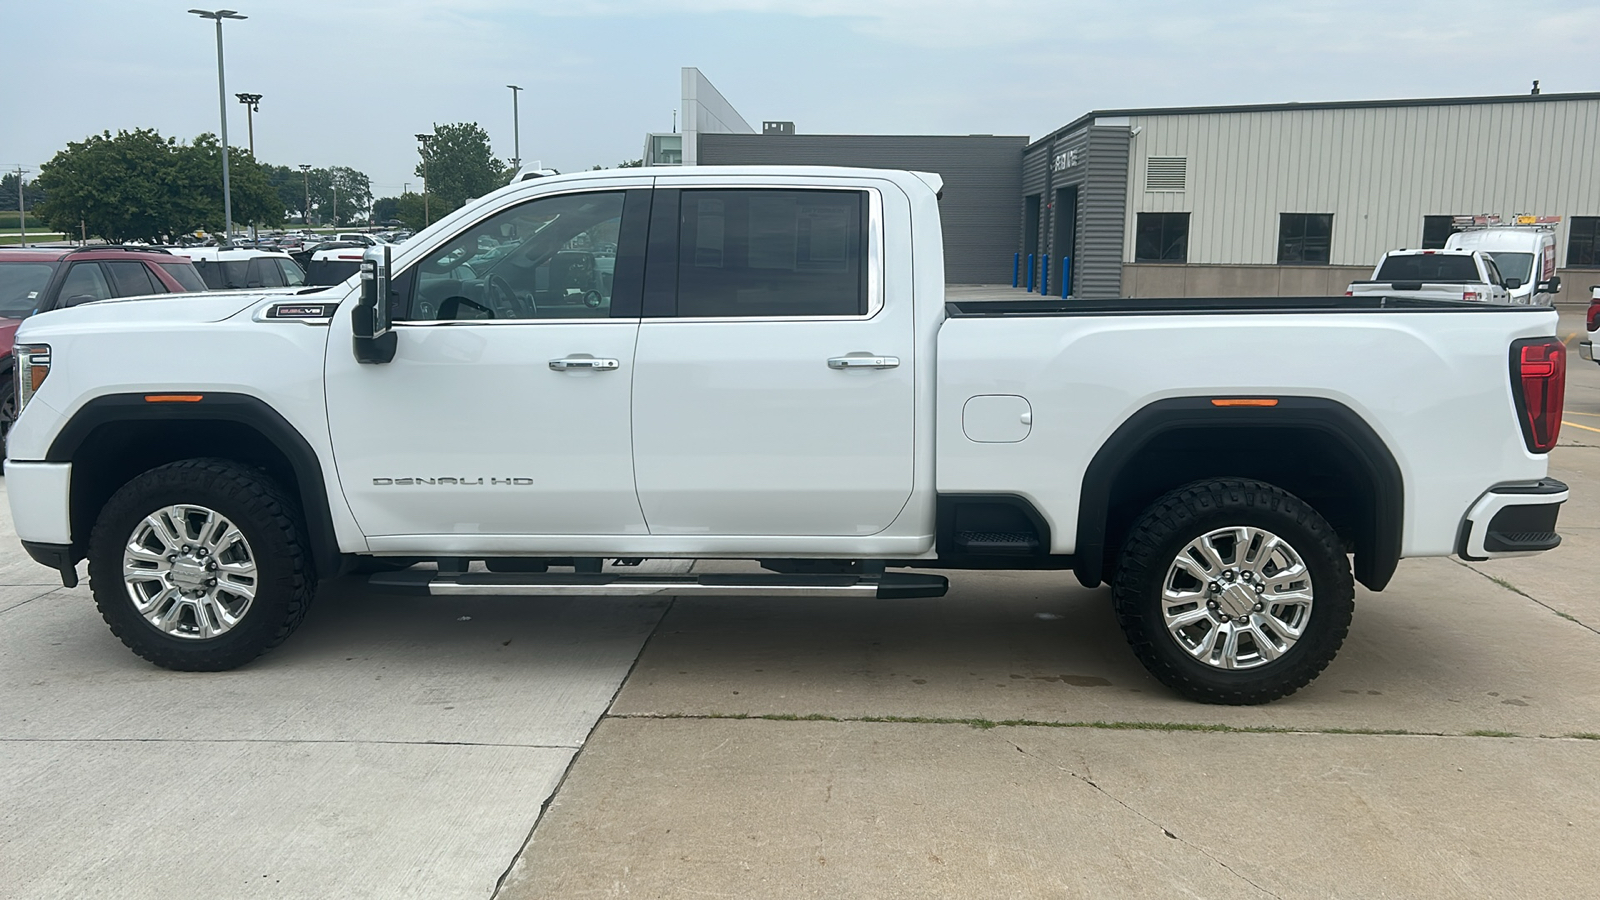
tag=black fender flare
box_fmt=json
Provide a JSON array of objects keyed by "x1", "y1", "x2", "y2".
[
  {"x1": 45, "y1": 392, "x2": 342, "y2": 577},
  {"x1": 1074, "y1": 396, "x2": 1404, "y2": 591}
]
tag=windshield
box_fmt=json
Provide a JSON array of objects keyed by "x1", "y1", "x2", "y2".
[
  {"x1": 1483, "y1": 252, "x2": 1534, "y2": 283},
  {"x1": 0, "y1": 261, "x2": 58, "y2": 318},
  {"x1": 1375, "y1": 254, "x2": 1480, "y2": 282}
]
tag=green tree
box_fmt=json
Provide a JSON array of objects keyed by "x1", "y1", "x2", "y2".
[
  {"x1": 0, "y1": 172, "x2": 47, "y2": 212},
  {"x1": 372, "y1": 196, "x2": 401, "y2": 224},
  {"x1": 266, "y1": 164, "x2": 308, "y2": 222},
  {"x1": 178, "y1": 135, "x2": 282, "y2": 233},
  {"x1": 415, "y1": 122, "x2": 508, "y2": 210},
  {"x1": 34, "y1": 129, "x2": 280, "y2": 242},
  {"x1": 395, "y1": 192, "x2": 446, "y2": 231}
]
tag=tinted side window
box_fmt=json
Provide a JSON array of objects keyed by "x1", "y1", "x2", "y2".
[
  {"x1": 248, "y1": 258, "x2": 285, "y2": 288},
  {"x1": 159, "y1": 262, "x2": 208, "y2": 292},
  {"x1": 676, "y1": 189, "x2": 865, "y2": 318},
  {"x1": 1374, "y1": 255, "x2": 1481, "y2": 282},
  {"x1": 58, "y1": 263, "x2": 113, "y2": 306},
  {"x1": 277, "y1": 259, "x2": 306, "y2": 286},
  {"x1": 104, "y1": 261, "x2": 160, "y2": 296}
]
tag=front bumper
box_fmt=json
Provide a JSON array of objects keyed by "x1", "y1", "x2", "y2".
[{"x1": 1457, "y1": 478, "x2": 1568, "y2": 561}]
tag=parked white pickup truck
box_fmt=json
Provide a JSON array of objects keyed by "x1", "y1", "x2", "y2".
[
  {"x1": 3, "y1": 167, "x2": 1572, "y2": 704},
  {"x1": 1347, "y1": 249, "x2": 1513, "y2": 303}
]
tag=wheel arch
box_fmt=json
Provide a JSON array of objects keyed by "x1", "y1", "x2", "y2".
[
  {"x1": 45, "y1": 393, "x2": 342, "y2": 578},
  {"x1": 1076, "y1": 397, "x2": 1403, "y2": 592}
]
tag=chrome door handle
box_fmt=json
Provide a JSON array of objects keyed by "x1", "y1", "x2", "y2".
[
  {"x1": 549, "y1": 357, "x2": 620, "y2": 371},
  {"x1": 827, "y1": 356, "x2": 900, "y2": 370}
]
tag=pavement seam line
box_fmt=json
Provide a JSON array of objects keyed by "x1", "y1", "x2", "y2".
[
  {"x1": 1452, "y1": 558, "x2": 1600, "y2": 637},
  {"x1": 0, "y1": 586, "x2": 65, "y2": 616},
  {"x1": 1007, "y1": 740, "x2": 1284, "y2": 900},
  {"x1": 490, "y1": 596, "x2": 677, "y2": 900},
  {"x1": 605, "y1": 712, "x2": 1600, "y2": 741}
]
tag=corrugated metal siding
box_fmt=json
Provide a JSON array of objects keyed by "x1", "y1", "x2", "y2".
[
  {"x1": 1124, "y1": 98, "x2": 1600, "y2": 265},
  {"x1": 698, "y1": 134, "x2": 1025, "y2": 283},
  {"x1": 1028, "y1": 126, "x2": 1130, "y2": 298}
]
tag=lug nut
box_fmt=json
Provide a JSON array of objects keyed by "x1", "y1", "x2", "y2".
[
  {"x1": 207, "y1": 560, "x2": 217, "y2": 571},
  {"x1": 167, "y1": 554, "x2": 178, "y2": 562},
  {"x1": 1206, "y1": 600, "x2": 1219, "y2": 609},
  {"x1": 1223, "y1": 570, "x2": 1236, "y2": 582},
  {"x1": 1209, "y1": 582, "x2": 1221, "y2": 593},
  {"x1": 1253, "y1": 602, "x2": 1264, "y2": 612},
  {"x1": 1255, "y1": 583, "x2": 1265, "y2": 594}
]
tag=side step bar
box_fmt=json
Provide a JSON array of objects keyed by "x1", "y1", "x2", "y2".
[{"x1": 367, "y1": 570, "x2": 949, "y2": 600}]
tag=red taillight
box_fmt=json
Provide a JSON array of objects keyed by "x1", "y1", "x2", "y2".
[
  {"x1": 1510, "y1": 338, "x2": 1565, "y2": 453},
  {"x1": 1587, "y1": 298, "x2": 1599, "y2": 332}
]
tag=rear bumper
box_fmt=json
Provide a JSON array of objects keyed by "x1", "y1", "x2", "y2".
[
  {"x1": 1457, "y1": 478, "x2": 1567, "y2": 561},
  {"x1": 1581, "y1": 339, "x2": 1594, "y2": 362}
]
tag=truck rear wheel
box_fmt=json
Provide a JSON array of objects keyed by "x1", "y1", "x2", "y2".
[
  {"x1": 1112, "y1": 478, "x2": 1353, "y2": 705},
  {"x1": 87, "y1": 459, "x2": 315, "y2": 671}
]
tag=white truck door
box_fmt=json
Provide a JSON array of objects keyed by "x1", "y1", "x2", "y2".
[
  {"x1": 325, "y1": 186, "x2": 652, "y2": 540},
  {"x1": 630, "y1": 184, "x2": 916, "y2": 536}
]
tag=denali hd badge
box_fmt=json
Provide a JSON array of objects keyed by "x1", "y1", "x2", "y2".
[{"x1": 372, "y1": 477, "x2": 535, "y2": 486}]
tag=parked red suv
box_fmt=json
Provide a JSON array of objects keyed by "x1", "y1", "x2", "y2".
[{"x1": 0, "y1": 246, "x2": 207, "y2": 450}]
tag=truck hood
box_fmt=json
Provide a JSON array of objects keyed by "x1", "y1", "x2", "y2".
[{"x1": 15, "y1": 289, "x2": 297, "y2": 339}]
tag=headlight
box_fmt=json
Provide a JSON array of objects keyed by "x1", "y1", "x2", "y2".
[{"x1": 15, "y1": 343, "x2": 51, "y2": 416}]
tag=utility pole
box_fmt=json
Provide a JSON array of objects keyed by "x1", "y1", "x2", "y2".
[
  {"x1": 299, "y1": 164, "x2": 311, "y2": 226},
  {"x1": 189, "y1": 9, "x2": 247, "y2": 244},
  {"x1": 332, "y1": 180, "x2": 338, "y2": 228},
  {"x1": 507, "y1": 84, "x2": 522, "y2": 172},
  {"x1": 415, "y1": 132, "x2": 433, "y2": 226},
  {"x1": 14, "y1": 166, "x2": 27, "y2": 248}
]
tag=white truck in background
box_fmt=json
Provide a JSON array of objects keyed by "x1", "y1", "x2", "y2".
[
  {"x1": 1347, "y1": 249, "x2": 1512, "y2": 303},
  {"x1": 1445, "y1": 216, "x2": 1562, "y2": 306}
]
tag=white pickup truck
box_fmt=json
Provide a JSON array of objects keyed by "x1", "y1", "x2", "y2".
[
  {"x1": 3, "y1": 167, "x2": 1572, "y2": 705},
  {"x1": 1347, "y1": 249, "x2": 1513, "y2": 303}
]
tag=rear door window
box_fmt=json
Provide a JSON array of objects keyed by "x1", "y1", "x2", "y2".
[
  {"x1": 276, "y1": 259, "x2": 306, "y2": 286},
  {"x1": 104, "y1": 261, "x2": 162, "y2": 296},
  {"x1": 673, "y1": 189, "x2": 866, "y2": 317},
  {"x1": 159, "y1": 262, "x2": 209, "y2": 292},
  {"x1": 0, "y1": 262, "x2": 57, "y2": 317},
  {"x1": 58, "y1": 263, "x2": 114, "y2": 306},
  {"x1": 247, "y1": 258, "x2": 285, "y2": 288}
]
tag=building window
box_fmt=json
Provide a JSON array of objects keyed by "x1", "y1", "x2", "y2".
[
  {"x1": 1569, "y1": 217, "x2": 1600, "y2": 267},
  {"x1": 1278, "y1": 213, "x2": 1332, "y2": 264},
  {"x1": 1135, "y1": 213, "x2": 1189, "y2": 262},
  {"x1": 1421, "y1": 215, "x2": 1463, "y2": 249}
]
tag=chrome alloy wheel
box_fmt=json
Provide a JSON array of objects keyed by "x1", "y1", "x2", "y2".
[
  {"x1": 122, "y1": 504, "x2": 259, "y2": 640},
  {"x1": 1161, "y1": 525, "x2": 1314, "y2": 669}
]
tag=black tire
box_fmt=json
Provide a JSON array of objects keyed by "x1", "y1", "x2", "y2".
[
  {"x1": 87, "y1": 458, "x2": 316, "y2": 671},
  {"x1": 1112, "y1": 478, "x2": 1354, "y2": 705}
]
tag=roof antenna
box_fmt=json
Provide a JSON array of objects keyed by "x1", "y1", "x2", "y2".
[{"x1": 1531, "y1": 79, "x2": 1540, "y2": 95}]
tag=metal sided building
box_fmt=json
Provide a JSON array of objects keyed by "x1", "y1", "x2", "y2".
[{"x1": 1023, "y1": 92, "x2": 1600, "y2": 299}]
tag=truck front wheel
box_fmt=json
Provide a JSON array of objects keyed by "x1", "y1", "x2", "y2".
[
  {"x1": 87, "y1": 459, "x2": 316, "y2": 671},
  {"x1": 1112, "y1": 478, "x2": 1354, "y2": 705}
]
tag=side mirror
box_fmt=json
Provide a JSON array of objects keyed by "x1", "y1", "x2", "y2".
[
  {"x1": 1503, "y1": 278, "x2": 1523, "y2": 290},
  {"x1": 1541, "y1": 276, "x2": 1561, "y2": 293},
  {"x1": 352, "y1": 245, "x2": 397, "y2": 364}
]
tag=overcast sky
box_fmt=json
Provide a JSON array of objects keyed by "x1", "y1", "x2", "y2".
[{"x1": 5, "y1": 0, "x2": 1599, "y2": 201}]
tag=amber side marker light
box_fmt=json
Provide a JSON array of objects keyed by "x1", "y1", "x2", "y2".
[
  {"x1": 1211, "y1": 398, "x2": 1279, "y2": 407},
  {"x1": 144, "y1": 395, "x2": 204, "y2": 403}
]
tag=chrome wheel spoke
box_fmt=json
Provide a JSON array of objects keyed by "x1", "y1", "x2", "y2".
[
  {"x1": 122, "y1": 502, "x2": 257, "y2": 641},
  {"x1": 1164, "y1": 525, "x2": 1314, "y2": 670}
]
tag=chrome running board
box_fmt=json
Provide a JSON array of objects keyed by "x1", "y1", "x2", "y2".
[{"x1": 366, "y1": 570, "x2": 949, "y2": 600}]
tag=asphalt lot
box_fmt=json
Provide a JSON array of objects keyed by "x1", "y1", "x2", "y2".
[{"x1": 2, "y1": 308, "x2": 1597, "y2": 899}]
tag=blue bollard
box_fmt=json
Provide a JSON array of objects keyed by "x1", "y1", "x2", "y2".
[
  {"x1": 1041, "y1": 255, "x2": 1050, "y2": 295},
  {"x1": 1013, "y1": 252, "x2": 1020, "y2": 288},
  {"x1": 1026, "y1": 254, "x2": 1035, "y2": 291},
  {"x1": 1061, "y1": 256, "x2": 1071, "y2": 298}
]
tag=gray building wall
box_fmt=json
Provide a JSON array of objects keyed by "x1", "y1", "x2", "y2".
[
  {"x1": 1022, "y1": 120, "x2": 1132, "y2": 299},
  {"x1": 697, "y1": 133, "x2": 1025, "y2": 284}
]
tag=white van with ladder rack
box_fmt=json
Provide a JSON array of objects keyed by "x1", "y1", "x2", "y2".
[{"x1": 1444, "y1": 215, "x2": 1562, "y2": 306}]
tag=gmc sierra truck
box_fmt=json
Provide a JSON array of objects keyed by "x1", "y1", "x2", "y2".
[{"x1": 4, "y1": 167, "x2": 1571, "y2": 704}]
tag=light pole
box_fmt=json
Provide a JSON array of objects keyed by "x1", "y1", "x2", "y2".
[
  {"x1": 507, "y1": 84, "x2": 522, "y2": 172},
  {"x1": 189, "y1": 9, "x2": 246, "y2": 244},
  {"x1": 332, "y1": 181, "x2": 338, "y2": 228},
  {"x1": 235, "y1": 92, "x2": 260, "y2": 241},
  {"x1": 14, "y1": 166, "x2": 28, "y2": 248},
  {"x1": 299, "y1": 164, "x2": 311, "y2": 226},
  {"x1": 415, "y1": 132, "x2": 433, "y2": 226},
  {"x1": 235, "y1": 92, "x2": 261, "y2": 156}
]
